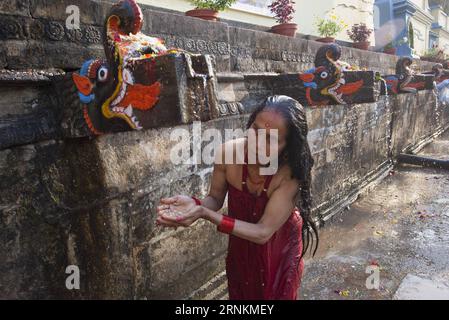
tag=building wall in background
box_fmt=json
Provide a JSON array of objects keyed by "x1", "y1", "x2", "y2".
[
  {"x1": 374, "y1": 0, "x2": 449, "y2": 56},
  {"x1": 409, "y1": 9, "x2": 433, "y2": 55},
  {"x1": 139, "y1": 0, "x2": 276, "y2": 27},
  {"x1": 140, "y1": 0, "x2": 376, "y2": 44},
  {"x1": 430, "y1": 4, "x2": 449, "y2": 52},
  {"x1": 295, "y1": 0, "x2": 376, "y2": 43}
]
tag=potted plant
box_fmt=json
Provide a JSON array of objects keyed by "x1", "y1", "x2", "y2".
[
  {"x1": 269, "y1": 0, "x2": 297, "y2": 37},
  {"x1": 186, "y1": 0, "x2": 237, "y2": 21},
  {"x1": 347, "y1": 23, "x2": 372, "y2": 50},
  {"x1": 382, "y1": 37, "x2": 406, "y2": 55},
  {"x1": 420, "y1": 47, "x2": 448, "y2": 63},
  {"x1": 314, "y1": 13, "x2": 347, "y2": 43},
  {"x1": 383, "y1": 41, "x2": 397, "y2": 55}
]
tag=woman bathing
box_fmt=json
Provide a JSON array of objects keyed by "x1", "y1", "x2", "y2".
[{"x1": 156, "y1": 95, "x2": 318, "y2": 300}]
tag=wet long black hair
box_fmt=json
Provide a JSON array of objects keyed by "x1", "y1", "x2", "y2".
[{"x1": 246, "y1": 95, "x2": 319, "y2": 258}]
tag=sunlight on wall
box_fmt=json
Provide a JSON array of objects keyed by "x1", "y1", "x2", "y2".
[
  {"x1": 295, "y1": 0, "x2": 375, "y2": 43},
  {"x1": 139, "y1": 0, "x2": 376, "y2": 44},
  {"x1": 138, "y1": 0, "x2": 276, "y2": 27}
]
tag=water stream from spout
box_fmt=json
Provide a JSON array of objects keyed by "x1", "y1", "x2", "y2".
[
  {"x1": 198, "y1": 74, "x2": 209, "y2": 115},
  {"x1": 382, "y1": 80, "x2": 394, "y2": 162},
  {"x1": 380, "y1": 78, "x2": 388, "y2": 99}
]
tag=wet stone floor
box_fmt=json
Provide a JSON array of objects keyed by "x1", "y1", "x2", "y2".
[{"x1": 300, "y1": 130, "x2": 449, "y2": 300}]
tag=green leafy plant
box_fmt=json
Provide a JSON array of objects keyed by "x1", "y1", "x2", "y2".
[
  {"x1": 420, "y1": 47, "x2": 449, "y2": 63},
  {"x1": 315, "y1": 12, "x2": 347, "y2": 38},
  {"x1": 189, "y1": 0, "x2": 237, "y2": 11},
  {"x1": 384, "y1": 41, "x2": 394, "y2": 50},
  {"x1": 383, "y1": 37, "x2": 407, "y2": 50}
]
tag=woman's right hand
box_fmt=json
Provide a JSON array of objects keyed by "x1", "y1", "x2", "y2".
[
  {"x1": 156, "y1": 195, "x2": 197, "y2": 228},
  {"x1": 158, "y1": 195, "x2": 196, "y2": 213}
]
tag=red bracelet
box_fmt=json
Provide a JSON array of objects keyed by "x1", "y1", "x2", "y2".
[
  {"x1": 191, "y1": 196, "x2": 202, "y2": 206},
  {"x1": 217, "y1": 215, "x2": 235, "y2": 234}
]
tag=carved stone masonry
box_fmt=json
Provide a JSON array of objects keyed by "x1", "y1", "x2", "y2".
[
  {"x1": 0, "y1": 14, "x2": 102, "y2": 44},
  {"x1": 56, "y1": 0, "x2": 221, "y2": 137}
]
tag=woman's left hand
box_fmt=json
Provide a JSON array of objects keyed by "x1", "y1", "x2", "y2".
[{"x1": 161, "y1": 205, "x2": 205, "y2": 227}]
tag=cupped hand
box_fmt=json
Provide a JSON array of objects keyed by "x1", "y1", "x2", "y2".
[
  {"x1": 156, "y1": 195, "x2": 198, "y2": 229},
  {"x1": 160, "y1": 204, "x2": 205, "y2": 228},
  {"x1": 157, "y1": 195, "x2": 196, "y2": 214}
]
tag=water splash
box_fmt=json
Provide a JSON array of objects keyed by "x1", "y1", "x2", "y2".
[{"x1": 381, "y1": 79, "x2": 388, "y2": 99}]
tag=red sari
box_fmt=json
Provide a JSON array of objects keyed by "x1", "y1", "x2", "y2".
[{"x1": 225, "y1": 153, "x2": 304, "y2": 300}]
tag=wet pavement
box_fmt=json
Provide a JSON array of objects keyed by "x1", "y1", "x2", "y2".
[{"x1": 300, "y1": 129, "x2": 449, "y2": 300}]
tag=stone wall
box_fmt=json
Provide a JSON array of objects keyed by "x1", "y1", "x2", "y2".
[
  {"x1": 1, "y1": 0, "x2": 449, "y2": 299},
  {"x1": 0, "y1": 0, "x2": 436, "y2": 73},
  {"x1": 308, "y1": 91, "x2": 449, "y2": 222}
]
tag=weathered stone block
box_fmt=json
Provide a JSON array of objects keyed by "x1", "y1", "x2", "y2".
[
  {"x1": 140, "y1": 8, "x2": 231, "y2": 73},
  {"x1": 229, "y1": 26, "x2": 310, "y2": 74},
  {"x1": 29, "y1": 0, "x2": 109, "y2": 25},
  {"x1": 307, "y1": 100, "x2": 392, "y2": 214},
  {"x1": 0, "y1": 0, "x2": 31, "y2": 17},
  {"x1": 0, "y1": 140, "x2": 75, "y2": 299},
  {"x1": 93, "y1": 114, "x2": 247, "y2": 195},
  {"x1": 390, "y1": 91, "x2": 441, "y2": 155},
  {"x1": 145, "y1": 220, "x2": 227, "y2": 299}
]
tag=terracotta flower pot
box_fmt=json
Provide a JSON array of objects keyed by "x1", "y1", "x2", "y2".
[
  {"x1": 316, "y1": 37, "x2": 335, "y2": 43},
  {"x1": 353, "y1": 41, "x2": 370, "y2": 50},
  {"x1": 185, "y1": 8, "x2": 219, "y2": 21},
  {"x1": 271, "y1": 23, "x2": 298, "y2": 37},
  {"x1": 383, "y1": 47, "x2": 397, "y2": 55}
]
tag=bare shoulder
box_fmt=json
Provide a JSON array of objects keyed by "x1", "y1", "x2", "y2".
[
  {"x1": 268, "y1": 164, "x2": 300, "y2": 196},
  {"x1": 216, "y1": 138, "x2": 246, "y2": 186}
]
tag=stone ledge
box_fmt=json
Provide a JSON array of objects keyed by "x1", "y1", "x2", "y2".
[
  {"x1": 0, "y1": 0, "x2": 437, "y2": 73},
  {"x1": 0, "y1": 69, "x2": 63, "y2": 86}
]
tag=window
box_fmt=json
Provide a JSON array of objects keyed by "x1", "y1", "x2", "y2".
[
  {"x1": 232, "y1": 0, "x2": 273, "y2": 16},
  {"x1": 408, "y1": 21, "x2": 415, "y2": 48},
  {"x1": 429, "y1": 34, "x2": 438, "y2": 49}
]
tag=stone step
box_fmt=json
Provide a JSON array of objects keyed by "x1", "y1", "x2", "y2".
[
  {"x1": 187, "y1": 270, "x2": 227, "y2": 300},
  {"x1": 213, "y1": 284, "x2": 229, "y2": 300},
  {"x1": 393, "y1": 274, "x2": 449, "y2": 300},
  {"x1": 0, "y1": 69, "x2": 60, "y2": 87},
  {"x1": 203, "y1": 279, "x2": 228, "y2": 300}
]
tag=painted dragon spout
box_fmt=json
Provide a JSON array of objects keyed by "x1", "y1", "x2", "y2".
[{"x1": 69, "y1": 0, "x2": 176, "y2": 135}]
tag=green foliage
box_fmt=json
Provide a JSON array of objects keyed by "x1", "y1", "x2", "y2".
[
  {"x1": 420, "y1": 47, "x2": 449, "y2": 63},
  {"x1": 189, "y1": 0, "x2": 237, "y2": 11},
  {"x1": 383, "y1": 36, "x2": 407, "y2": 50},
  {"x1": 314, "y1": 13, "x2": 347, "y2": 38}
]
